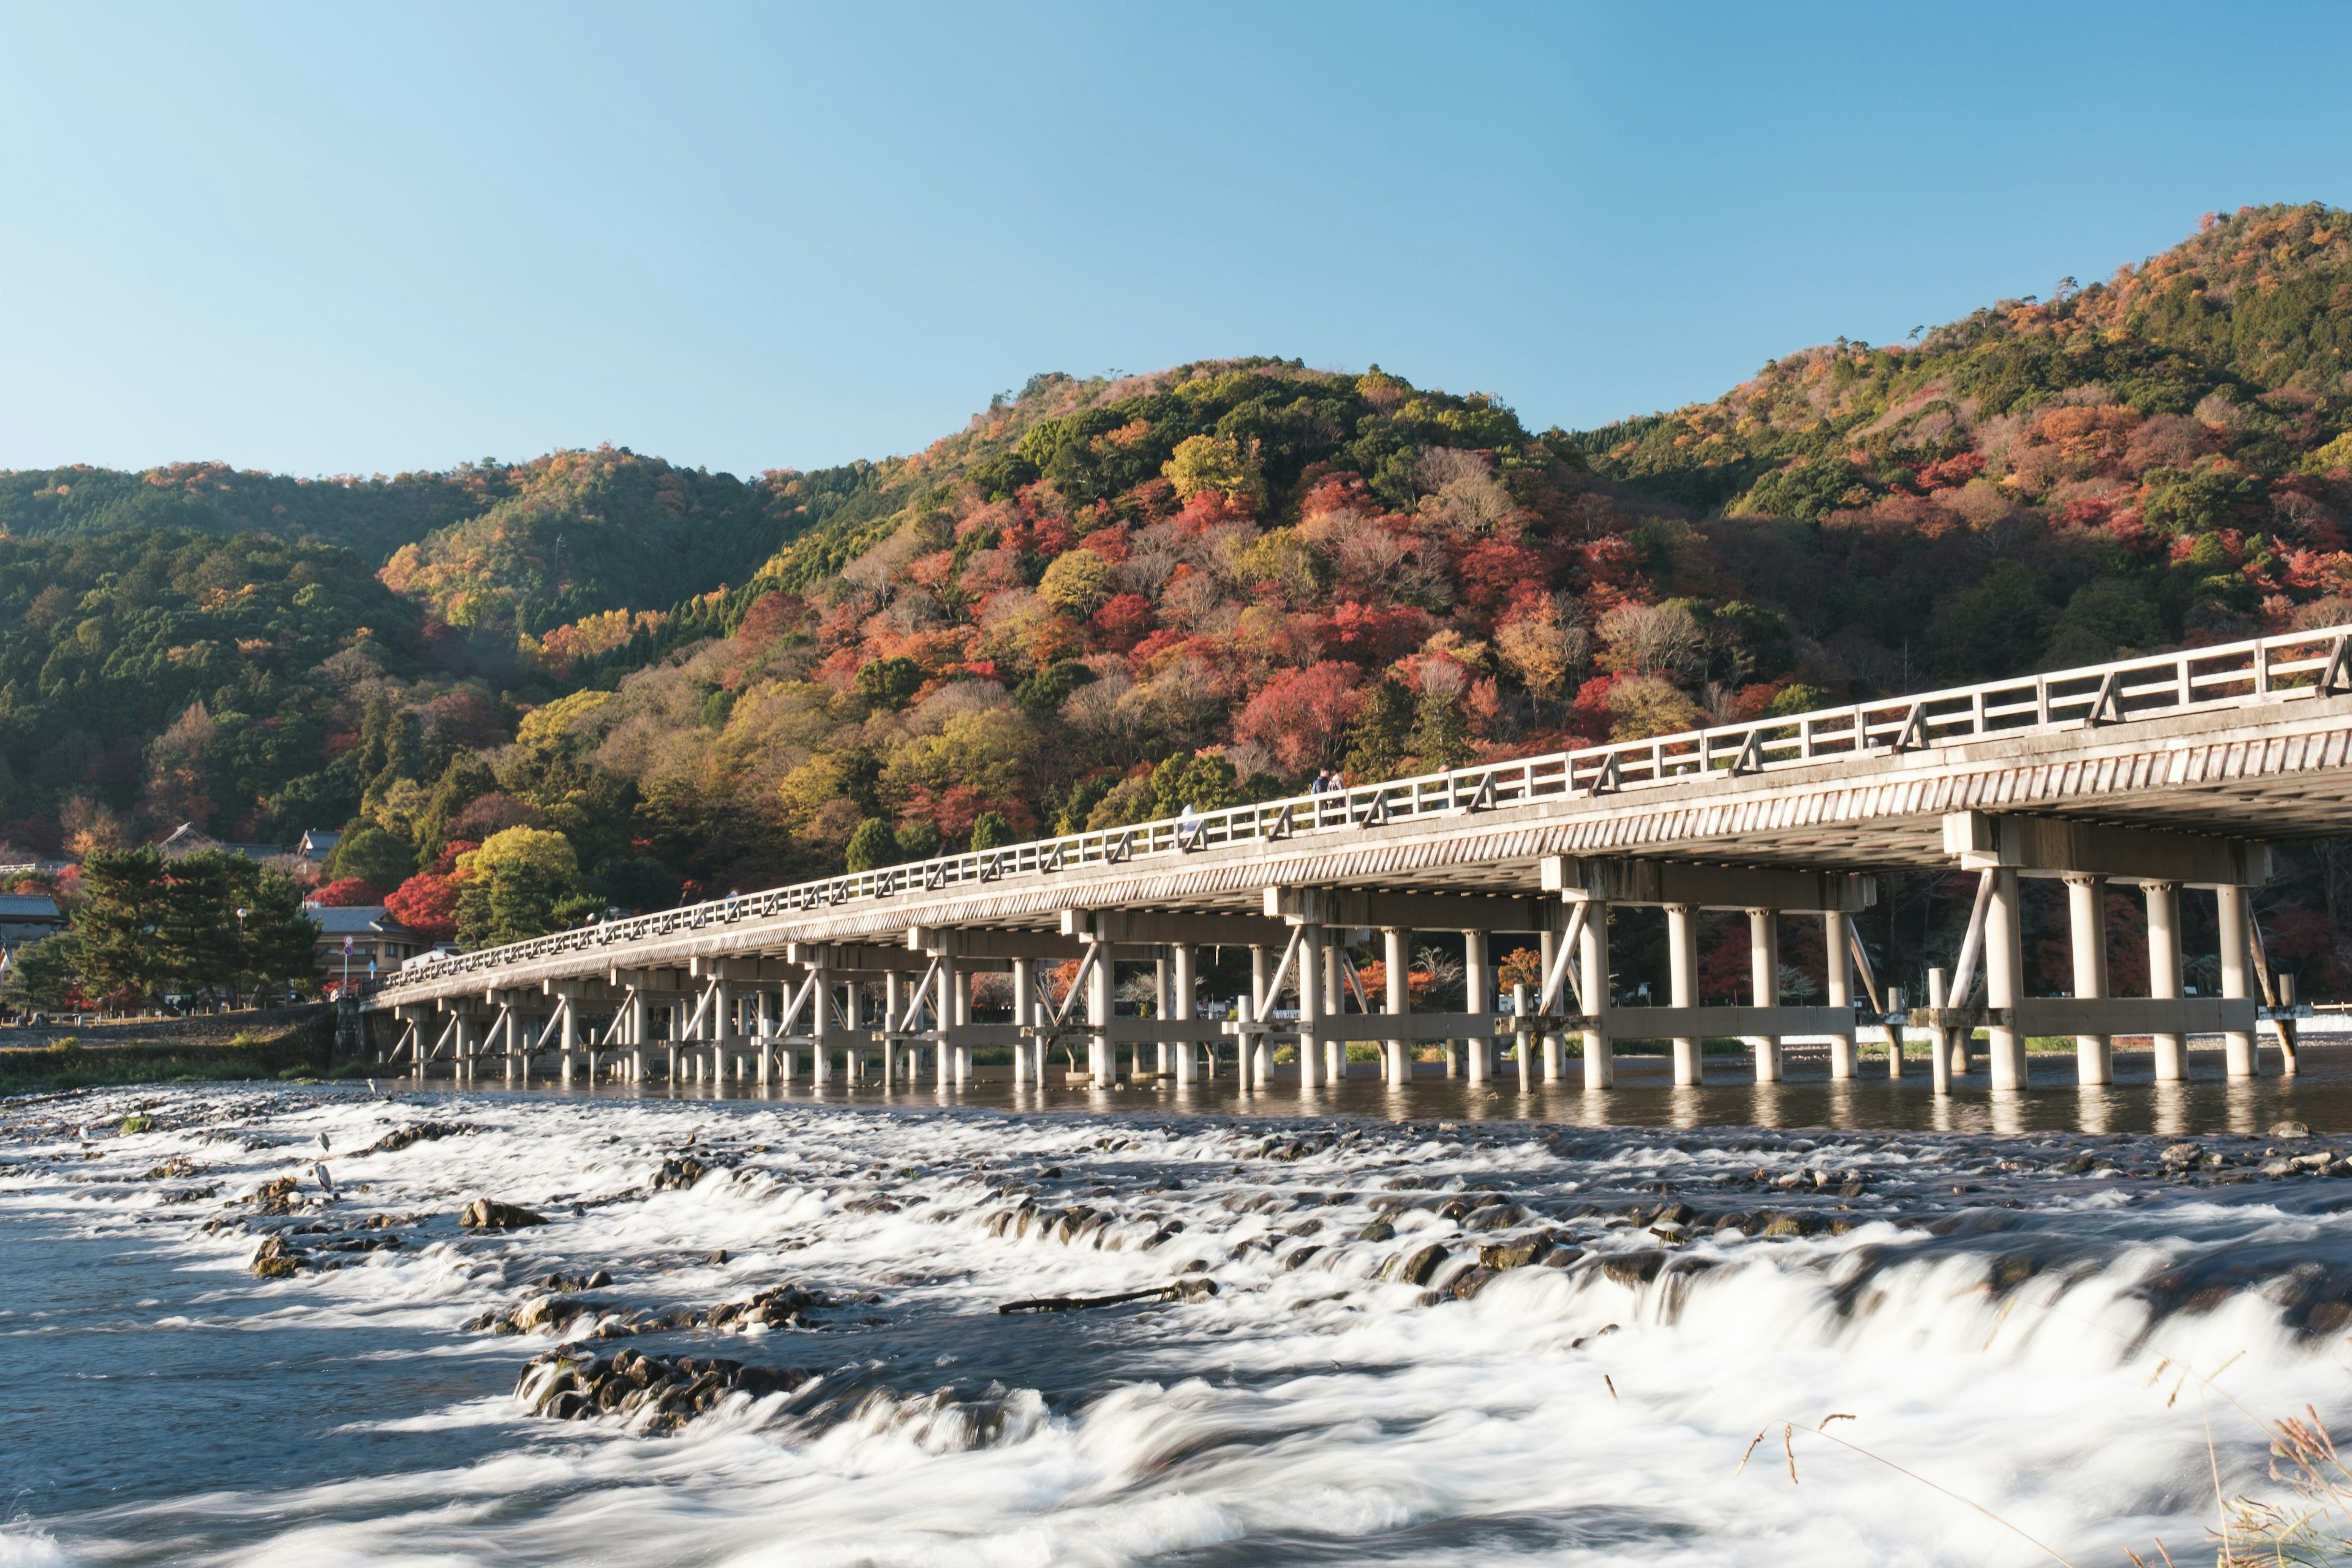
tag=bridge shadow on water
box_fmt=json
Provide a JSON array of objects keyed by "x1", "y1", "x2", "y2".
[{"x1": 507, "y1": 1041, "x2": 2352, "y2": 1138}]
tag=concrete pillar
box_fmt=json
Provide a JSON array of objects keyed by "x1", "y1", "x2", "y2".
[
  {"x1": 2065, "y1": 874, "x2": 2113, "y2": 1085},
  {"x1": 951, "y1": 960, "x2": 971, "y2": 1085},
  {"x1": 1986, "y1": 869, "x2": 2027, "y2": 1090},
  {"x1": 937, "y1": 956, "x2": 957, "y2": 1088},
  {"x1": 811, "y1": 955, "x2": 834, "y2": 1087},
  {"x1": 1511, "y1": 982, "x2": 1533, "y2": 1090},
  {"x1": 1665, "y1": 903, "x2": 1703, "y2": 1086},
  {"x1": 1579, "y1": 902, "x2": 1613, "y2": 1088},
  {"x1": 1927, "y1": 967, "x2": 1950, "y2": 1096},
  {"x1": 1747, "y1": 910, "x2": 1781, "y2": 1082},
  {"x1": 1382, "y1": 927, "x2": 1411, "y2": 1087},
  {"x1": 1009, "y1": 958, "x2": 1033, "y2": 1087},
  {"x1": 626, "y1": 989, "x2": 645, "y2": 1084},
  {"x1": 1822, "y1": 910, "x2": 1856, "y2": 1080},
  {"x1": 1172, "y1": 945, "x2": 1196, "y2": 1085},
  {"x1": 710, "y1": 973, "x2": 729, "y2": 1086},
  {"x1": 2218, "y1": 883, "x2": 2257, "y2": 1077},
  {"x1": 2144, "y1": 882, "x2": 2184, "y2": 1080},
  {"x1": 1154, "y1": 956, "x2": 1172, "y2": 1079},
  {"x1": 1461, "y1": 930, "x2": 1490, "y2": 1084},
  {"x1": 1297, "y1": 924, "x2": 1324, "y2": 1090},
  {"x1": 1537, "y1": 925, "x2": 1563, "y2": 1082},
  {"x1": 2278, "y1": 972, "x2": 2302, "y2": 1077},
  {"x1": 505, "y1": 1005, "x2": 521, "y2": 1084},
  {"x1": 1321, "y1": 943, "x2": 1344, "y2": 1084},
  {"x1": 1088, "y1": 944, "x2": 1115, "y2": 1087}
]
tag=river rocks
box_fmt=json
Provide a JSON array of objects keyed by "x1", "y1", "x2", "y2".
[
  {"x1": 460, "y1": 1199, "x2": 548, "y2": 1230},
  {"x1": 653, "y1": 1157, "x2": 708, "y2": 1191},
  {"x1": 1479, "y1": 1237, "x2": 1547, "y2": 1271},
  {"x1": 473, "y1": 1293, "x2": 600, "y2": 1335},
  {"x1": 708, "y1": 1282, "x2": 829, "y2": 1330},
  {"x1": 251, "y1": 1236, "x2": 304, "y2": 1277},
  {"x1": 514, "y1": 1347, "x2": 815, "y2": 1433},
  {"x1": 2271, "y1": 1121, "x2": 2312, "y2": 1140},
  {"x1": 1389, "y1": 1243, "x2": 1449, "y2": 1286},
  {"x1": 2160, "y1": 1144, "x2": 2202, "y2": 1167},
  {"x1": 1356, "y1": 1220, "x2": 1396, "y2": 1243},
  {"x1": 247, "y1": 1175, "x2": 303, "y2": 1215},
  {"x1": 360, "y1": 1121, "x2": 475, "y2": 1156},
  {"x1": 533, "y1": 1268, "x2": 614, "y2": 1292}
]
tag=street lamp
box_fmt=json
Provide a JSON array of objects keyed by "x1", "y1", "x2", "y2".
[{"x1": 235, "y1": 907, "x2": 247, "y2": 1011}]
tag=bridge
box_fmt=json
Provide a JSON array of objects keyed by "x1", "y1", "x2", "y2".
[{"x1": 366, "y1": 624, "x2": 2352, "y2": 1100}]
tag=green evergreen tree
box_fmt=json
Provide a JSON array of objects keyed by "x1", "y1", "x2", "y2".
[
  {"x1": 845, "y1": 818, "x2": 895, "y2": 872},
  {"x1": 968, "y1": 811, "x2": 1012, "y2": 850},
  {"x1": 1409, "y1": 685, "x2": 1471, "y2": 772},
  {"x1": 157, "y1": 850, "x2": 239, "y2": 1001},
  {"x1": 75, "y1": 847, "x2": 174, "y2": 1001},
  {"x1": 1, "y1": 930, "x2": 82, "y2": 1009},
  {"x1": 1342, "y1": 677, "x2": 1415, "y2": 783}
]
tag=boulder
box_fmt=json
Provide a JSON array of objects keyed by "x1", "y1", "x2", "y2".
[
  {"x1": 249, "y1": 1236, "x2": 304, "y2": 1278},
  {"x1": 1390, "y1": 1243, "x2": 1448, "y2": 1286},
  {"x1": 460, "y1": 1199, "x2": 548, "y2": 1230},
  {"x1": 2271, "y1": 1121, "x2": 2313, "y2": 1140},
  {"x1": 1479, "y1": 1238, "x2": 1545, "y2": 1271},
  {"x1": 653, "y1": 1156, "x2": 709, "y2": 1191}
]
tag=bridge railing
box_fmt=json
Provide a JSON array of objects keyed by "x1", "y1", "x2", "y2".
[{"x1": 376, "y1": 624, "x2": 2351, "y2": 996}]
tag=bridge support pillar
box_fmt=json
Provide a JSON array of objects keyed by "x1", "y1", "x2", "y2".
[
  {"x1": 1747, "y1": 910, "x2": 1781, "y2": 1083},
  {"x1": 1172, "y1": 946, "x2": 1196, "y2": 1085},
  {"x1": 1511, "y1": 982, "x2": 1534, "y2": 1090},
  {"x1": 1088, "y1": 941, "x2": 1115, "y2": 1087},
  {"x1": 1461, "y1": 930, "x2": 1489, "y2": 1084},
  {"x1": 1823, "y1": 910, "x2": 1856, "y2": 1079},
  {"x1": 1986, "y1": 869, "x2": 2027, "y2": 1090},
  {"x1": 1580, "y1": 902, "x2": 1613, "y2": 1088},
  {"x1": 1323, "y1": 944, "x2": 1346, "y2": 1084},
  {"x1": 951, "y1": 962, "x2": 971, "y2": 1085},
  {"x1": 1297, "y1": 924, "x2": 1324, "y2": 1092},
  {"x1": 1382, "y1": 927, "x2": 1411, "y2": 1087},
  {"x1": 2218, "y1": 883, "x2": 2258, "y2": 1077},
  {"x1": 1538, "y1": 924, "x2": 1563, "y2": 1082},
  {"x1": 810, "y1": 955, "x2": 834, "y2": 1087},
  {"x1": 1154, "y1": 955, "x2": 1172, "y2": 1080},
  {"x1": 1665, "y1": 903, "x2": 1703, "y2": 1086},
  {"x1": 935, "y1": 957, "x2": 956, "y2": 1088},
  {"x1": 2065, "y1": 875, "x2": 2113, "y2": 1085},
  {"x1": 2144, "y1": 882, "x2": 2185, "y2": 1080}
]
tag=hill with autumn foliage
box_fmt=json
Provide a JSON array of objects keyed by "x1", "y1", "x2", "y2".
[{"x1": 7, "y1": 202, "x2": 2352, "y2": 1009}]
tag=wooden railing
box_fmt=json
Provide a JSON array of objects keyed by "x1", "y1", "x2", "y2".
[{"x1": 378, "y1": 624, "x2": 2352, "y2": 995}]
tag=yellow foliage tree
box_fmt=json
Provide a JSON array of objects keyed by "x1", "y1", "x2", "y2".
[
  {"x1": 1038, "y1": 551, "x2": 1111, "y2": 614},
  {"x1": 1163, "y1": 434, "x2": 1262, "y2": 502}
]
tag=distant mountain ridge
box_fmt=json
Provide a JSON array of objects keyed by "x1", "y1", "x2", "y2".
[{"x1": 8, "y1": 202, "x2": 2352, "y2": 1007}]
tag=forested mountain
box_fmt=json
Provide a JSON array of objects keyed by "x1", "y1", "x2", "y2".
[{"x1": 6, "y1": 202, "x2": 2352, "y2": 1005}]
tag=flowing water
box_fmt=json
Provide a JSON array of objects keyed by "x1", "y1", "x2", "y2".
[{"x1": 10, "y1": 1050, "x2": 2352, "y2": 1566}]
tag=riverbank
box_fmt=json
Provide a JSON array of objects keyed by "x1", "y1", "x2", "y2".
[{"x1": 0, "y1": 1005, "x2": 334, "y2": 1095}]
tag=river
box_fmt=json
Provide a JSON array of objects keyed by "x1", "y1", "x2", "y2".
[{"x1": 8, "y1": 1050, "x2": 2352, "y2": 1565}]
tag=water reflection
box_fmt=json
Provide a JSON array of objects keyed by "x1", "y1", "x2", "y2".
[{"x1": 521, "y1": 1044, "x2": 2351, "y2": 1137}]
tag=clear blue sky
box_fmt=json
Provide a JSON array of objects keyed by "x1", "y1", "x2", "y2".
[{"x1": 2, "y1": 2, "x2": 2347, "y2": 481}]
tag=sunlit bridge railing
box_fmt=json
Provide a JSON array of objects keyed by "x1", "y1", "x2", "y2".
[{"x1": 377, "y1": 624, "x2": 2352, "y2": 994}]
